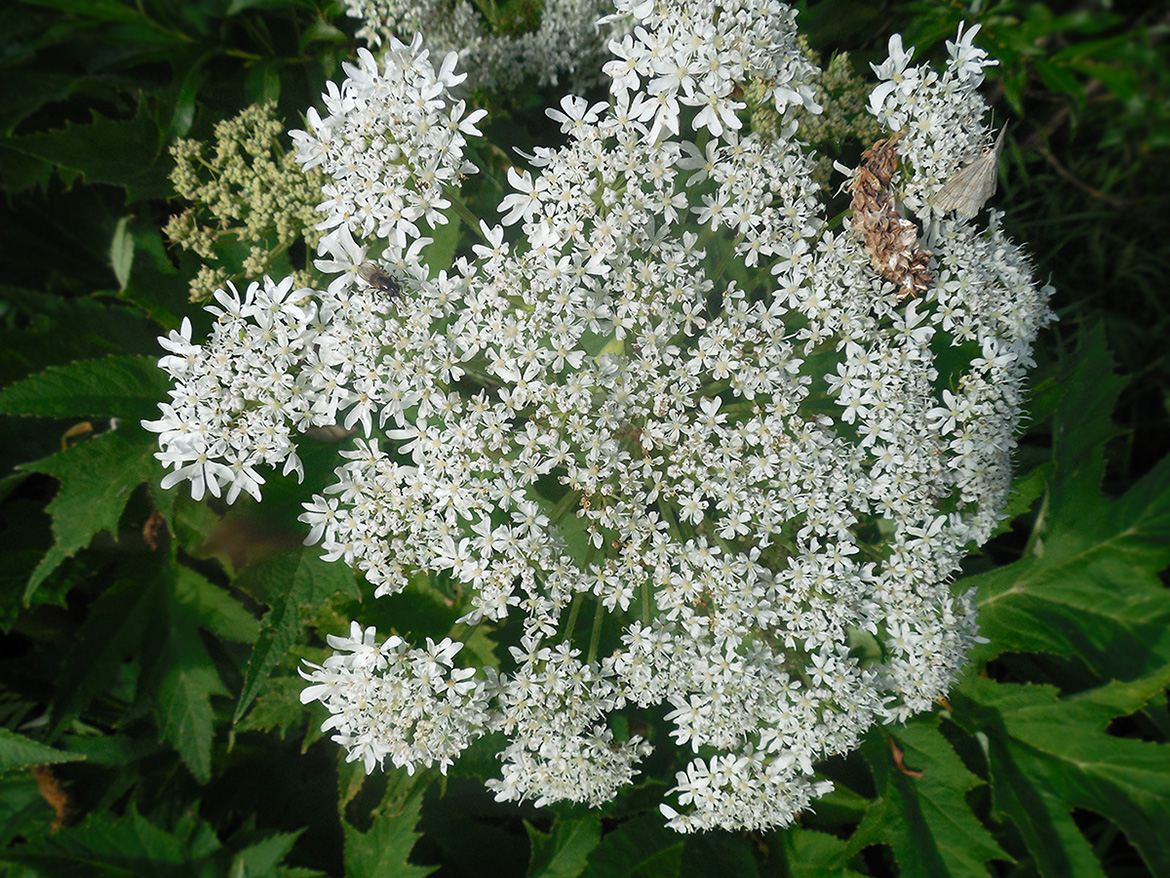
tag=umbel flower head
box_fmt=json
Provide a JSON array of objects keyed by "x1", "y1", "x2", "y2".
[{"x1": 145, "y1": 0, "x2": 1053, "y2": 833}]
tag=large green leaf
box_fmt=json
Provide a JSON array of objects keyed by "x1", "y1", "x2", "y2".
[
  {"x1": 173, "y1": 564, "x2": 259, "y2": 645},
  {"x1": 969, "y1": 451, "x2": 1170, "y2": 677},
  {"x1": 846, "y1": 717, "x2": 1006, "y2": 877},
  {"x1": 0, "y1": 290, "x2": 166, "y2": 386},
  {"x1": 963, "y1": 323, "x2": 1170, "y2": 678},
  {"x1": 782, "y1": 828, "x2": 867, "y2": 878},
  {"x1": 233, "y1": 550, "x2": 361, "y2": 723},
  {"x1": 344, "y1": 789, "x2": 435, "y2": 878},
  {"x1": 579, "y1": 813, "x2": 684, "y2": 878},
  {"x1": 526, "y1": 814, "x2": 602, "y2": 878},
  {"x1": 1043, "y1": 324, "x2": 1127, "y2": 523},
  {"x1": 0, "y1": 354, "x2": 170, "y2": 422},
  {"x1": 1, "y1": 808, "x2": 221, "y2": 875},
  {"x1": 953, "y1": 670, "x2": 1170, "y2": 877},
  {"x1": 228, "y1": 829, "x2": 315, "y2": 878},
  {"x1": 19, "y1": 427, "x2": 159, "y2": 601},
  {"x1": 48, "y1": 574, "x2": 162, "y2": 738},
  {"x1": 680, "y1": 830, "x2": 758, "y2": 878},
  {"x1": 149, "y1": 593, "x2": 231, "y2": 784},
  {"x1": 233, "y1": 672, "x2": 314, "y2": 742},
  {"x1": 0, "y1": 768, "x2": 55, "y2": 849},
  {"x1": 0, "y1": 728, "x2": 86, "y2": 774},
  {"x1": 0, "y1": 105, "x2": 167, "y2": 199}
]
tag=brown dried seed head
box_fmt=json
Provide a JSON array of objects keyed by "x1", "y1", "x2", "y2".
[{"x1": 849, "y1": 130, "x2": 932, "y2": 299}]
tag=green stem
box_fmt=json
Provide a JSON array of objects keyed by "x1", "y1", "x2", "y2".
[
  {"x1": 563, "y1": 593, "x2": 583, "y2": 644},
  {"x1": 587, "y1": 595, "x2": 605, "y2": 664},
  {"x1": 657, "y1": 498, "x2": 686, "y2": 544},
  {"x1": 446, "y1": 190, "x2": 491, "y2": 244},
  {"x1": 1023, "y1": 488, "x2": 1049, "y2": 558},
  {"x1": 448, "y1": 618, "x2": 482, "y2": 646},
  {"x1": 548, "y1": 485, "x2": 582, "y2": 526},
  {"x1": 456, "y1": 363, "x2": 503, "y2": 389},
  {"x1": 709, "y1": 231, "x2": 745, "y2": 284}
]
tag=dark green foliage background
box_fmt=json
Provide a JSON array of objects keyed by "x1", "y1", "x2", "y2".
[{"x1": 1, "y1": 0, "x2": 1167, "y2": 875}]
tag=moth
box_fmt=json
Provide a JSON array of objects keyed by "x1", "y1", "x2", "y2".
[
  {"x1": 356, "y1": 262, "x2": 402, "y2": 297},
  {"x1": 931, "y1": 127, "x2": 1007, "y2": 219}
]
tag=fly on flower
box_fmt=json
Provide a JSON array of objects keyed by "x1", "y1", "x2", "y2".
[
  {"x1": 931, "y1": 127, "x2": 1007, "y2": 219},
  {"x1": 357, "y1": 262, "x2": 402, "y2": 297}
]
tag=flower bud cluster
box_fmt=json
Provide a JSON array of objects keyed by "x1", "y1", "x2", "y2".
[
  {"x1": 147, "y1": 2, "x2": 1053, "y2": 832},
  {"x1": 166, "y1": 102, "x2": 326, "y2": 302}
]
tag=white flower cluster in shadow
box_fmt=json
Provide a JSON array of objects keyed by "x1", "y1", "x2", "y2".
[
  {"x1": 146, "y1": 0, "x2": 1053, "y2": 833},
  {"x1": 340, "y1": 0, "x2": 614, "y2": 94}
]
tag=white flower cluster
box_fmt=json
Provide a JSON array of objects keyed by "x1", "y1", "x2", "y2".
[
  {"x1": 869, "y1": 27, "x2": 1000, "y2": 215},
  {"x1": 146, "y1": 1, "x2": 1053, "y2": 833},
  {"x1": 300, "y1": 627, "x2": 488, "y2": 775},
  {"x1": 290, "y1": 36, "x2": 486, "y2": 252},
  {"x1": 340, "y1": 0, "x2": 613, "y2": 93}
]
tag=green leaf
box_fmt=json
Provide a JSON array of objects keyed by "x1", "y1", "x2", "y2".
[
  {"x1": 110, "y1": 215, "x2": 135, "y2": 290},
  {"x1": 0, "y1": 104, "x2": 165, "y2": 197},
  {"x1": 0, "y1": 290, "x2": 165, "y2": 377},
  {"x1": 526, "y1": 815, "x2": 602, "y2": 878},
  {"x1": 970, "y1": 451, "x2": 1170, "y2": 677},
  {"x1": 228, "y1": 829, "x2": 305, "y2": 878},
  {"x1": 463, "y1": 622, "x2": 500, "y2": 671},
  {"x1": 344, "y1": 789, "x2": 435, "y2": 878},
  {"x1": 0, "y1": 767, "x2": 53, "y2": 849},
  {"x1": 1034, "y1": 59, "x2": 1085, "y2": 108},
  {"x1": 847, "y1": 717, "x2": 1006, "y2": 877},
  {"x1": 16, "y1": 0, "x2": 143, "y2": 25},
  {"x1": 0, "y1": 493, "x2": 55, "y2": 628},
  {"x1": 964, "y1": 323, "x2": 1170, "y2": 679},
  {"x1": 148, "y1": 587, "x2": 231, "y2": 783},
  {"x1": 0, "y1": 728, "x2": 87, "y2": 773},
  {"x1": 579, "y1": 814, "x2": 684, "y2": 878},
  {"x1": 173, "y1": 563, "x2": 259, "y2": 645},
  {"x1": 233, "y1": 550, "x2": 360, "y2": 723},
  {"x1": 680, "y1": 830, "x2": 758, "y2": 878},
  {"x1": 48, "y1": 574, "x2": 161, "y2": 737},
  {"x1": 301, "y1": 18, "x2": 349, "y2": 50},
  {"x1": 2, "y1": 808, "x2": 220, "y2": 875},
  {"x1": 169, "y1": 53, "x2": 212, "y2": 140},
  {"x1": 55, "y1": 732, "x2": 152, "y2": 768},
  {"x1": 0, "y1": 70, "x2": 81, "y2": 137},
  {"x1": 423, "y1": 204, "x2": 462, "y2": 276},
  {"x1": 338, "y1": 750, "x2": 374, "y2": 812},
  {"x1": 226, "y1": 0, "x2": 287, "y2": 13},
  {"x1": 1044, "y1": 326, "x2": 1127, "y2": 522},
  {"x1": 0, "y1": 141, "x2": 54, "y2": 195},
  {"x1": 246, "y1": 59, "x2": 282, "y2": 106},
  {"x1": 0, "y1": 353, "x2": 171, "y2": 421},
  {"x1": 20, "y1": 428, "x2": 159, "y2": 601},
  {"x1": 954, "y1": 671, "x2": 1170, "y2": 877},
  {"x1": 233, "y1": 673, "x2": 312, "y2": 741},
  {"x1": 1065, "y1": 60, "x2": 1140, "y2": 104},
  {"x1": 992, "y1": 461, "x2": 1055, "y2": 537},
  {"x1": 781, "y1": 828, "x2": 867, "y2": 878}
]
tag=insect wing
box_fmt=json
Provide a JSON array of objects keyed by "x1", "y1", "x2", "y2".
[
  {"x1": 932, "y1": 127, "x2": 1007, "y2": 219},
  {"x1": 357, "y1": 262, "x2": 402, "y2": 297}
]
